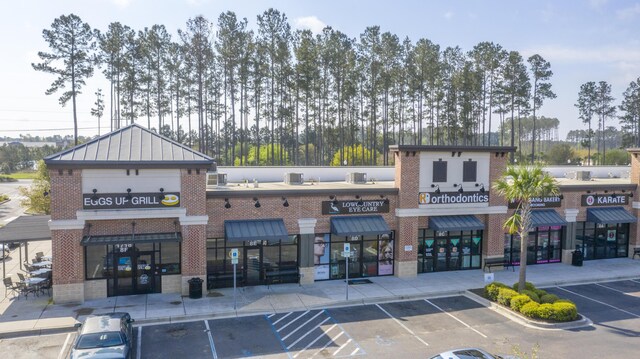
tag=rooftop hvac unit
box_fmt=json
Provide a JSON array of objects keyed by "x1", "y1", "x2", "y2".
[
  {"x1": 284, "y1": 172, "x2": 304, "y2": 185},
  {"x1": 575, "y1": 171, "x2": 591, "y2": 181},
  {"x1": 346, "y1": 172, "x2": 367, "y2": 184},
  {"x1": 206, "y1": 172, "x2": 227, "y2": 188}
]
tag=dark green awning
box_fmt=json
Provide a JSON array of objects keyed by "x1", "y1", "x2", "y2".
[
  {"x1": 428, "y1": 215, "x2": 484, "y2": 231},
  {"x1": 330, "y1": 215, "x2": 390, "y2": 236},
  {"x1": 587, "y1": 207, "x2": 636, "y2": 224},
  {"x1": 81, "y1": 232, "x2": 182, "y2": 246},
  {"x1": 224, "y1": 219, "x2": 289, "y2": 242},
  {"x1": 531, "y1": 209, "x2": 567, "y2": 227}
]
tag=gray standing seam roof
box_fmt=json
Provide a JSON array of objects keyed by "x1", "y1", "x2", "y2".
[
  {"x1": 530, "y1": 209, "x2": 568, "y2": 227},
  {"x1": 330, "y1": 215, "x2": 390, "y2": 236},
  {"x1": 0, "y1": 215, "x2": 51, "y2": 243},
  {"x1": 44, "y1": 123, "x2": 213, "y2": 166},
  {"x1": 587, "y1": 207, "x2": 637, "y2": 224},
  {"x1": 225, "y1": 219, "x2": 289, "y2": 242},
  {"x1": 428, "y1": 215, "x2": 485, "y2": 231}
]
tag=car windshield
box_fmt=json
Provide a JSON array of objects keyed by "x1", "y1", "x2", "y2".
[
  {"x1": 452, "y1": 349, "x2": 494, "y2": 359},
  {"x1": 76, "y1": 332, "x2": 124, "y2": 349}
]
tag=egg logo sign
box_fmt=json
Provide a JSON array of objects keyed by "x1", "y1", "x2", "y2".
[
  {"x1": 161, "y1": 194, "x2": 180, "y2": 207},
  {"x1": 585, "y1": 195, "x2": 595, "y2": 206}
]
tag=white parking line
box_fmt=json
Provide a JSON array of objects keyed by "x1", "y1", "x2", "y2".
[
  {"x1": 424, "y1": 299, "x2": 487, "y2": 338},
  {"x1": 595, "y1": 283, "x2": 640, "y2": 297},
  {"x1": 293, "y1": 324, "x2": 337, "y2": 358},
  {"x1": 278, "y1": 311, "x2": 310, "y2": 332},
  {"x1": 332, "y1": 338, "x2": 352, "y2": 356},
  {"x1": 273, "y1": 311, "x2": 293, "y2": 325},
  {"x1": 204, "y1": 320, "x2": 219, "y2": 359},
  {"x1": 286, "y1": 317, "x2": 331, "y2": 349},
  {"x1": 136, "y1": 327, "x2": 142, "y2": 359},
  {"x1": 631, "y1": 279, "x2": 640, "y2": 285},
  {"x1": 310, "y1": 331, "x2": 344, "y2": 358},
  {"x1": 375, "y1": 303, "x2": 429, "y2": 347},
  {"x1": 557, "y1": 286, "x2": 640, "y2": 318},
  {"x1": 281, "y1": 311, "x2": 325, "y2": 341},
  {"x1": 57, "y1": 333, "x2": 72, "y2": 359}
]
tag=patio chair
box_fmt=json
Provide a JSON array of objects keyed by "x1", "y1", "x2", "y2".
[
  {"x1": 24, "y1": 263, "x2": 35, "y2": 272},
  {"x1": 3, "y1": 277, "x2": 20, "y2": 298},
  {"x1": 17, "y1": 272, "x2": 27, "y2": 282},
  {"x1": 16, "y1": 282, "x2": 38, "y2": 299},
  {"x1": 38, "y1": 278, "x2": 52, "y2": 296}
]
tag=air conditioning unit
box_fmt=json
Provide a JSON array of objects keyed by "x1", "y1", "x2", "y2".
[
  {"x1": 284, "y1": 172, "x2": 304, "y2": 185},
  {"x1": 575, "y1": 171, "x2": 591, "y2": 181},
  {"x1": 346, "y1": 172, "x2": 367, "y2": 184},
  {"x1": 206, "y1": 172, "x2": 227, "y2": 188}
]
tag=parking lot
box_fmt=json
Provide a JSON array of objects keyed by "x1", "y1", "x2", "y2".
[{"x1": 4, "y1": 279, "x2": 640, "y2": 358}]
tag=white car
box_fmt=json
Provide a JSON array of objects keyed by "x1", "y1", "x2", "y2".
[
  {"x1": 429, "y1": 348, "x2": 518, "y2": 359},
  {"x1": 0, "y1": 244, "x2": 10, "y2": 259}
]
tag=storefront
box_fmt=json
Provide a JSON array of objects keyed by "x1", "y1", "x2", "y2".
[
  {"x1": 503, "y1": 208, "x2": 566, "y2": 266},
  {"x1": 575, "y1": 205, "x2": 635, "y2": 260}
]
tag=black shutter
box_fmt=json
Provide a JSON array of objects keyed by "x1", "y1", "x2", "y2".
[
  {"x1": 433, "y1": 161, "x2": 447, "y2": 182},
  {"x1": 463, "y1": 161, "x2": 477, "y2": 182}
]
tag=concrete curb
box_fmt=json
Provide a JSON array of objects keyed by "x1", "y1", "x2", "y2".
[{"x1": 464, "y1": 290, "x2": 593, "y2": 330}]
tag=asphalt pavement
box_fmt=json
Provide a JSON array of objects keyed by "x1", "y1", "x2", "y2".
[{"x1": 1, "y1": 251, "x2": 639, "y2": 339}]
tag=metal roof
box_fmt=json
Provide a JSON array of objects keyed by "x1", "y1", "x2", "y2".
[
  {"x1": 224, "y1": 219, "x2": 289, "y2": 242},
  {"x1": 81, "y1": 232, "x2": 182, "y2": 246},
  {"x1": 587, "y1": 207, "x2": 637, "y2": 224},
  {"x1": 531, "y1": 209, "x2": 568, "y2": 227},
  {"x1": 330, "y1": 215, "x2": 391, "y2": 236},
  {"x1": 44, "y1": 123, "x2": 214, "y2": 168},
  {"x1": 428, "y1": 215, "x2": 485, "y2": 231},
  {"x1": 0, "y1": 215, "x2": 51, "y2": 243}
]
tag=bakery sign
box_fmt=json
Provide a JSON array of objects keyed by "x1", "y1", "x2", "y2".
[
  {"x1": 581, "y1": 194, "x2": 629, "y2": 207},
  {"x1": 322, "y1": 200, "x2": 389, "y2": 215},
  {"x1": 508, "y1": 196, "x2": 562, "y2": 209},
  {"x1": 83, "y1": 192, "x2": 180, "y2": 209}
]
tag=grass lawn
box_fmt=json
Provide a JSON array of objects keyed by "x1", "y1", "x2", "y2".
[{"x1": 5, "y1": 172, "x2": 37, "y2": 179}]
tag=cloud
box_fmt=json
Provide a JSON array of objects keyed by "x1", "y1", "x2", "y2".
[
  {"x1": 443, "y1": 11, "x2": 454, "y2": 20},
  {"x1": 617, "y1": 3, "x2": 640, "y2": 20},
  {"x1": 589, "y1": 0, "x2": 608, "y2": 9},
  {"x1": 293, "y1": 16, "x2": 327, "y2": 34},
  {"x1": 112, "y1": 0, "x2": 132, "y2": 8}
]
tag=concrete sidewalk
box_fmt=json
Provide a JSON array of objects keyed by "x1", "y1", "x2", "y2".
[{"x1": 1, "y1": 258, "x2": 639, "y2": 338}]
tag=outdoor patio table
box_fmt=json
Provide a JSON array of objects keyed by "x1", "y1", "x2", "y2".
[
  {"x1": 41, "y1": 255, "x2": 52, "y2": 261},
  {"x1": 30, "y1": 268, "x2": 52, "y2": 277},
  {"x1": 31, "y1": 261, "x2": 52, "y2": 268},
  {"x1": 24, "y1": 277, "x2": 46, "y2": 286}
]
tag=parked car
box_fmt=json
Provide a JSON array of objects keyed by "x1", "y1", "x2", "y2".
[
  {"x1": 429, "y1": 347, "x2": 518, "y2": 359},
  {"x1": 69, "y1": 312, "x2": 135, "y2": 359},
  {"x1": 0, "y1": 244, "x2": 10, "y2": 259}
]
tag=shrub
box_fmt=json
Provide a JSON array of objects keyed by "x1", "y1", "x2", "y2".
[
  {"x1": 485, "y1": 282, "x2": 509, "y2": 301},
  {"x1": 555, "y1": 299, "x2": 575, "y2": 306},
  {"x1": 551, "y1": 302, "x2": 578, "y2": 321},
  {"x1": 519, "y1": 301, "x2": 540, "y2": 318},
  {"x1": 512, "y1": 281, "x2": 536, "y2": 292},
  {"x1": 534, "y1": 303, "x2": 555, "y2": 320},
  {"x1": 497, "y1": 288, "x2": 519, "y2": 306},
  {"x1": 534, "y1": 289, "x2": 548, "y2": 298},
  {"x1": 510, "y1": 294, "x2": 532, "y2": 312},
  {"x1": 520, "y1": 289, "x2": 540, "y2": 303},
  {"x1": 540, "y1": 294, "x2": 559, "y2": 304}
]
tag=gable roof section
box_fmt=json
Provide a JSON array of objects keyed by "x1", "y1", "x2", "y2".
[{"x1": 44, "y1": 123, "x2": 214, "y2": 168}]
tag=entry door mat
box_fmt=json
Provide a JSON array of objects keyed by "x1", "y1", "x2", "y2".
[{"x1": 348, "y1": 279, "x2": 373, "y2": 285}]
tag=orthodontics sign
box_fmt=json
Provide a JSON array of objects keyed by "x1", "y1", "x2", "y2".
[
  {"x1": 83, "y1": 192, "x2": 180, "y2": 209},
  {"x1": 419, "y1": 191, "x2": 489, "y2": 205}
]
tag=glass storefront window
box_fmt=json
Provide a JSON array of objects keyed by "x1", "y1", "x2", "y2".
[
  {"x1": 160, "y1": 242, "x2": 180, "y2": 274},
  {"x1": 575, "y1": 222, "x2": 628, "y2": 260},
  {"x1": 505, "y1": 225, "x2": 563, "y2": 266},
  {"x1": 418, "y1": 230, "x2": 482, "y2": 273},
  {"x1": 85, "y1": 246, "x2": 107, "y2": 279}
]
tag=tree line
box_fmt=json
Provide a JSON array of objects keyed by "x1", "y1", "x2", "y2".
[{"x1": 32, "y1": 10, "x2": 640, "y2": 166}]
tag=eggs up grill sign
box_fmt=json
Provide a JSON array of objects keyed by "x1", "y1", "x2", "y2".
[{"x1": 83, "y1": 192, "x2": 180, "y2": 209}]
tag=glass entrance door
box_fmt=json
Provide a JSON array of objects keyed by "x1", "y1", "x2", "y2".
[
  {"x1": 244, "y1": 247, "x2": 263, "y2": 285},
  {"x1": 114, "y1": 248, "x2": 160, "y2": 296}
]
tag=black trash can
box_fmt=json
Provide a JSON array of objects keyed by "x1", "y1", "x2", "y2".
[
  {"x1": 571, "y1": 250, "x2": 583, "y2": 266},
  {"x1": 188, "y1": 277, "x2": 203, "y2": 299}
]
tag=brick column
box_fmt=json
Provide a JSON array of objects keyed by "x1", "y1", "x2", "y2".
[
  {"x1": 395, "y1": 216, "x2": 419, "y2": 277},
  {"x1": 51, "y1": 228, "x2": 85, "y2": 303},
  {"x1": 180, "y1": 168, "x2": 207, "y2": 295}
]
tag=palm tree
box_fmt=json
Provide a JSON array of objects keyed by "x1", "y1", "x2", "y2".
[{"x1": 492, "y1": 164, "x2": 559, "y2": 292}]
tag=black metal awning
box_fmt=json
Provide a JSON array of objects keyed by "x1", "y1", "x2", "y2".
[
  {"x1": 224, "y1": 219, "x2": 289, "y2": 242},
  {"x1": 587, "y1": 207, "x2": 636, "y2": 224},
  {"x1": 330, "y1": 215, "x2": 390, "y2": 236},
  {"x1": 81, "y1": 232, "x2": 182, "y2": 246},
  {"x1": 0, "y1": 215, "x2": 51, "y2": 243},
  {"x1": 428, "y1": 215, "x2": 484, "y2": 231},
  {"x1": 531, "y1": 209, "x2": 567, "y2": 227}
]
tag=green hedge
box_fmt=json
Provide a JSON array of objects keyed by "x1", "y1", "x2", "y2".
[
  {"x1": 512, "y1": 281, "x2": 536, "y2": 292},
  {"x1": 484, "y1": 281, "x2": 578, "y2": 322}
]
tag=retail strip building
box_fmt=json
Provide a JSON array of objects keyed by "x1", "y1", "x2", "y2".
[{"x1": 44, "y1": 124, "x2": 640, "y2": 303}]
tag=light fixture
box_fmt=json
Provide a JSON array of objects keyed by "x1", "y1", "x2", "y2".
[
  {"x1": 457, "y1": 151, "x2": 462, "y2": 157},
  {"x1": 559, "y1": 194, "x2": 564, "y2": 200},
  {"x1": 454, "y1": 183, "x2": 463, "y2": 193},
  {"x1": 224, "y1": 198, "x2": 231, "y2": 209},
  {"x1": 253, "y1": 197, "x2": 261, "y2": 208},
  {"x1": 92, "y1": 188, "x2": 98, "y2": 200},
  {"x1": 330, "y1": 195, "x2": 338, "y2": 206},
  {"x1": 159, "y1": 188, "x2": 165, "y2": 200},
  {"x1": 356, "y1": 195, "x2": 364, "y2": 206},
  {"x1": 126, "y1": 188, "x2": 132, "y2": 199},
  {"x1": 451, "y1": 151, "x2": 456, "y2": 157},
  {"x1": 282, "y1": 197, "x2": 289, "y2": 207},
  {"x1": 475, "y1": 183, "x2": 485, "y2": 193},
  {"x1": 431, "y1": 184, "x2": 441, "y2": 194}
]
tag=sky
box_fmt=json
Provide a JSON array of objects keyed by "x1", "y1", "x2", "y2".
[{"x1": 1, "y1": 0, "x2": 639, "y2": 140}]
